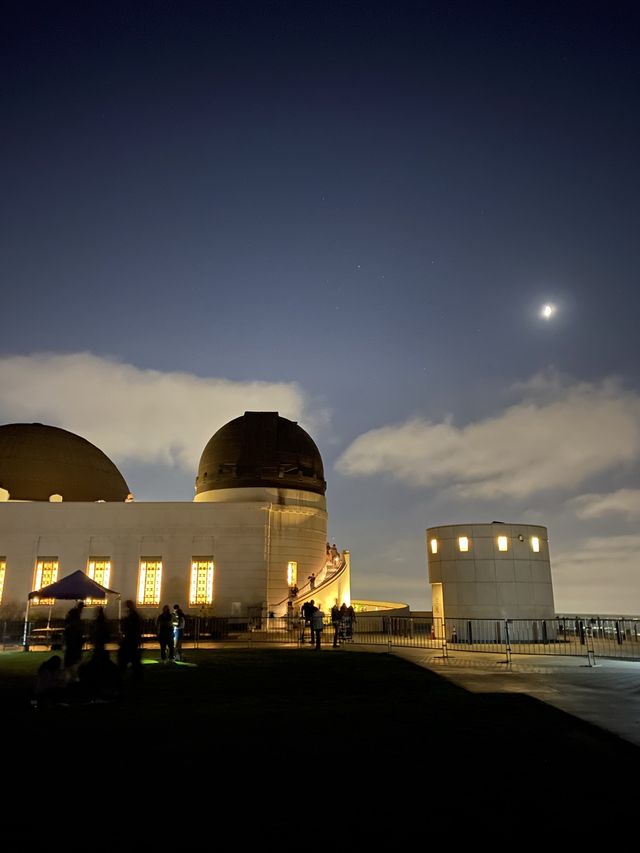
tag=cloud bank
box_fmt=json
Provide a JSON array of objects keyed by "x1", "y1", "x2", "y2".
[
  {"x1": 0, "y1": 353, "x2": 307, "y2": 470},
  {"x1": 337, "y1": 374, "x2": 640, "y2": 499},
  {"x1": 571, "y1": 489, "x2": 640, "y2": 520},
  {"x1": 553, "y1": 534, "x2": 640, "y2": 614}
]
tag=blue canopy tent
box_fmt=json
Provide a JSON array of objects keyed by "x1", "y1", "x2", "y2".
[{"x1": 23, "y1": 570, "x2": 120, "y2": 650}]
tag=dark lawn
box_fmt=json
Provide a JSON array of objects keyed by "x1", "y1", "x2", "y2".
[{"x1": 1, "y1": 647, "x2": 636, "y2": 833}]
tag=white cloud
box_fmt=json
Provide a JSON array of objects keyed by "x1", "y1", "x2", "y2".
[
  {"x1": 337, "y1": 374, "x2": 640, "y2": 499},
  {"x1": 571, "y1": 489, "x2": 640, "y2": 520},
  {"x1": 0, "y1": 352, "x2": 307, "y2": 470},
  {"x1": 553, "y1": 534, "x2": 640, "y2": 614}
]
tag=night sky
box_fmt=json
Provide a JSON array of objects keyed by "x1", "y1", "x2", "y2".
[{"x1": 2, "y1": 1, "x2": 640, "y2": 612}]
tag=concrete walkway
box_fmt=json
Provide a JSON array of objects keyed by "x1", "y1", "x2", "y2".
[{"x1": 375, "y1": 645, "x2": 640, "y2": 747}]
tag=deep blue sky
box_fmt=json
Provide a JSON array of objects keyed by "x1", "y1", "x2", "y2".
[{"x1": 2, "y1": 1, "x2": 640, "y2": 611}]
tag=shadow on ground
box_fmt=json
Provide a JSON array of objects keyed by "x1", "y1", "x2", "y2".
[{"x1": 1, "y1": 648, "x2": 636, "y2": 832}]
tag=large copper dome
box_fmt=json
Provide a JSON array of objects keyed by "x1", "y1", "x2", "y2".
[
  {"x1": 196, "y1": 412, "x2": 326, "y2": 496},
  {"x1": 0, "y1": 423, "x2": 130, "y2": 502}
]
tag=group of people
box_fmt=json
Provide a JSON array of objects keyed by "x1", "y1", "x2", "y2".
[
  {"x1": 155, "y1": 603, "x2": 186, "y2": 662},
  {"x1": 300, "y1": 600, "x2": 324, "y2": 649},
  {"x1": 331, "y1": 602, "x2": 356, "y2": 647},
  {"x1": 34, "y1": 601, "x2": 123, "y2": 707},
  {"x1": 299, "y1": 600, "x2": 356, "y2": 649},
  {"x1": 33, "y1": 598, "x2": 188, "y2": 707},
  {"x1": 326, "y1": 542, "x2": 341, "y2": 566}
]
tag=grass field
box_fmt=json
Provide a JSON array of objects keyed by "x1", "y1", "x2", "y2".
[{"x1": 1, "y1": 646, "x2": 636, "y2": 833}]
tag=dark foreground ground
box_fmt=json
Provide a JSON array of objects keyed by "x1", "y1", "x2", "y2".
[{"x1": 2, "y1": 647, "x2": 637, "y2": 835}]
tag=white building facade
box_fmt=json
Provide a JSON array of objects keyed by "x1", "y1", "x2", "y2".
[{"x1": 0, "y1": 414, "x2": 350, "y2": 617}]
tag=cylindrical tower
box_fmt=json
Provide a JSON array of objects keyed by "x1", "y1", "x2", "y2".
[{"x1": 427, "y1": 521, "x2": 555, "y2": 625}]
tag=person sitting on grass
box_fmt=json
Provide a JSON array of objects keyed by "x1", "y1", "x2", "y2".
[
  {"x1": 33, "y1": 654, "x2": 69, "y2": 708},
  {"x1": 77, "y1": 648, "x2": 121, "y2": 703}
]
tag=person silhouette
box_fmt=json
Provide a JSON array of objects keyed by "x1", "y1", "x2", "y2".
[
  {"x1": 157, "y1": 604, "x2": 175, "y2": 662},
  {"x1": 172, "y1": 604, "x2": 186, "y2": 661},
  {"x1": 63, "y1": 601, "x2": 85, "y2": 678},
  {"x1": 118, "y1": 599, "x2": 143, "y2": 682},
  {"x1": 92, "y1": 606, "x2": 110, "y2": 652}
]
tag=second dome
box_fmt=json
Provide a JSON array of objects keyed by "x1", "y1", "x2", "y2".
[{"x1": 196, "y1": 412, "x2": 326, "y2": 496}]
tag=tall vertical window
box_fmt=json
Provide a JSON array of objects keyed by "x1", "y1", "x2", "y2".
[
  {"x1": 287, "y1": 561, "x2": 297, "y2": 587},
  {"x1": 35, "y1": 557, "x2": 59, "y2": 590},
  {"x1": 531, "y1": 537, "x2": 540, "y2": 553},
  {"x1": 458, "y1": 537, "x2": 469, "y2": 552},
  {"x1": 34, "y1": 557, "x2": 59, "y2": 605},
  {"x1": 137, "y1": 558, "x2": 162, "y2": 606},
  {"x1": 190, "y1": 558, "x2": 214, "y2": 606},
  {"x1": 430, "y1": 539, "x2": 438, "y2": 555},
  {"x1": 0, "y1": 557, "x2": 5, "y2": 604},
  {"x1": 87, "y1": 557, "x2": 111, "y2": 588},
  {"x1": 497, "y1": 536, "x2": 508, "y2": 552}
]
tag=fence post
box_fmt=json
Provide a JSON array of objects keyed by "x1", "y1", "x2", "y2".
[
  {"x1": 586, "y1": 626, "x2": 596, "y2": 666},
  {"x1": 615, "y1": 621, "x2": 622, "y2": 645},
  {"x1": 504, "y1": 620, "x2": 512, "y2": 665}
]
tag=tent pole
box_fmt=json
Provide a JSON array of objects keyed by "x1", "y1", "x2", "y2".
[{"x1": 23, "y1": 598, "x2": 31, "y2": 652}]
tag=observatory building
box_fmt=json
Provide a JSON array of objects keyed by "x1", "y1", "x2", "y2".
[{"x1": 0, "y1": 413, "x2": 350, "y2": 617}]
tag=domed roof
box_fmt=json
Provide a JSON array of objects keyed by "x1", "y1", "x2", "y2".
[
  {"x1": 0, "y1": 423, "x2": 130, "y2": 502},
  {"x1": 196, "y1": 412, "x2": 326, "y2": 496}
]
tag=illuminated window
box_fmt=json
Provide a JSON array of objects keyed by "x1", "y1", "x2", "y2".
[
  {"x1": 33, "y1": 557, "x2": 59, "y2": 605},
  {"x1": 497, "y1": 536, "x2": 508, "y2": 552},
  {"x1": 287, "y1": 561, "x2": 298, "y2": 586},
  {"x1": 87, "y1": 557, "x2": 111, "y2": 587},
  {"x1": 86, "y1": 557, "x2": 111, "y2": 605},
  {"x1": 430, "y1": 539, "x2": 438, "y2": 555},
  {"x1": 458, "y1": 536, "x2": 469, "y2": 552},
  {"x1": 531, "y1": 537, "x2": 540, "y2": 553},
  {"x1": 137, "y1": 558, "x2": 162, "y2": 606},
  {"x1": 190, "y1": 557, "x2": 214, "y2": 606},
  {"x1": 0, "y1": 557, "x2": 5, "y2": 604}
]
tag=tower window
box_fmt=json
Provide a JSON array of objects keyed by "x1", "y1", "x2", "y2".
[
  {"x1": 531, "y1": 537, "x2": 540, "y2": 553},
  {"x1": 138, "y1": 558, "x2": 162, "y2": 606},
  {"x1": 497, "y1": 536, "x2": 508, "y2": 552},
  {"x1": 190, "y1": 558, "x2": 214, "y2": 606},
  {"x1": 430, "y1": 539, "x2": 438, "y2": 555},
  {"x1": 458, "y1": 537, "x2": 469, "y2": 552}
]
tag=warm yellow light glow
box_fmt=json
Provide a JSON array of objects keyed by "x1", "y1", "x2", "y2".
[
  {"x1": 0, "y1": 558, "x2": 5, "y2": 604},
  {"x1": 34, "y1": 558, "x2": 58, "y2": 591},
  {"x1": 190, "y1": 557, "x2": 214, "y2": 605},
  {"x1": 497, "y1": 536, "x2": 508, "y2": 552},
  {"x1": 458, "y1": 536, "x2": 469, "y2": 552},
  {"x1": 531, "y1": 536, "x2": 540, "y2": 553},
  {"x1": 87, "y1": 557, "x2": 111, "y2": 589},
  {"x1": 430, "y1": 539, "x2": 438, "y2": 555},
  {"x1": 287, "y1": 561, "x2": 298, "y2": 586},
  {"x1": 137, "y1": 558, "x2": 162, "y2": 606},
  {"x1": 33, "y1": 557, "x2": 58, "y2": 606}
]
